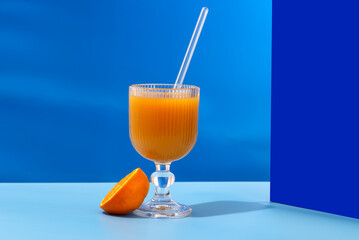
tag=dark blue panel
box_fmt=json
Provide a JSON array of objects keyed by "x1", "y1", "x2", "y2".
[
  {"x1": 271, "y1": 0, "x2": 359, "y2": 218},
  {"x1": 0, "y1": 0, "x2": 271, "y2": 182}
]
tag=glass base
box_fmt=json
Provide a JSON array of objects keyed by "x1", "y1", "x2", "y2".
[{"x1": 133, "y1": 199, "x2": 192, "y2": 218}]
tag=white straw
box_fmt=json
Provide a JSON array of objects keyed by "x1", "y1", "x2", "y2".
[{"x1": 174, "y1": 7, "x2": 209, "y2": 88}]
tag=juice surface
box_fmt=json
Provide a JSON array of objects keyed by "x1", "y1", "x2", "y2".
[{"x1": 129, "y1": 95, "x2": 199, "y2": 163}]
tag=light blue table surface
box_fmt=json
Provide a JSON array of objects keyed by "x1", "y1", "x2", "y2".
[{"x1": 0, "y1": 182, "x2": 358, "y2": 240}]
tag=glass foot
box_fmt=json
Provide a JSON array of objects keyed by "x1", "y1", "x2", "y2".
[{"x1": 133, "y1": 199, "x2": 192, "y2": 218}]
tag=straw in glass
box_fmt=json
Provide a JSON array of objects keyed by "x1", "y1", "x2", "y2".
[{"x1": 174, "y1": 7, "x2": 209, "y2": 88}]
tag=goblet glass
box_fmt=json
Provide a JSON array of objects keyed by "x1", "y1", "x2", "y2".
[{"x1": 129, "y1": 84, "x2": 199, "y2": 218}]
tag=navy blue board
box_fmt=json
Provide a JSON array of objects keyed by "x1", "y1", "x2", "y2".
[
  {"x1": 0, "y1": 0, "x2": 271, "y2": 182},
  {"x1": 271, "y1": 0, "x2": 359, "y2": 218}
]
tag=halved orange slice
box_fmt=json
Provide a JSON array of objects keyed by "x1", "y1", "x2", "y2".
[{"x1": 100, "y1": 168, "x2": 149, "y2": 214}]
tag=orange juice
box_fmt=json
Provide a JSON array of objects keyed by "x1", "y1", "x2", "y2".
[{"x1": 129, "y1": 94, "x2": 199, "y2": 163}]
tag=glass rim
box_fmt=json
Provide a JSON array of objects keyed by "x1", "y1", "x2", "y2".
[{"x1": 129, "y1": 84, "x2": 200, "y2": 92}]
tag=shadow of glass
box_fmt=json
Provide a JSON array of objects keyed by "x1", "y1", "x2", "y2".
[
  {"x1": 190, "y1": 201, "x2": 270, "y2": 217},
  {"x1": 101, "y1": 201, "x2": 270, "y2": 218}
]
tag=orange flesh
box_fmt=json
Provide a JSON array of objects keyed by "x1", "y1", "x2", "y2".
[
  {"x1": 100, "y1": 171, "x2": 133, "y2": 205},
  {"x1": 99, "y1": 168, "x2": 149, "y2": 214}
]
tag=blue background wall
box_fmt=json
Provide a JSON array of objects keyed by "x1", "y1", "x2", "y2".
[
  {"x1": 0, "y1": 0, "x2": 271, "y2": 182},
  {"x1": 271, "y1": 0, "x2": 359, "y2": 219}
]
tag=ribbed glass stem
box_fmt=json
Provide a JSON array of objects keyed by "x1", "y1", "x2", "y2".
[{"x1": 151, "y1": 163, "x2": 175, "y2": 202}]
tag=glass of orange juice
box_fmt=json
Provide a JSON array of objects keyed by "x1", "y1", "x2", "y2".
[{"x1": 129, "y1": 84, "x2": 199, "y2": 218}]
